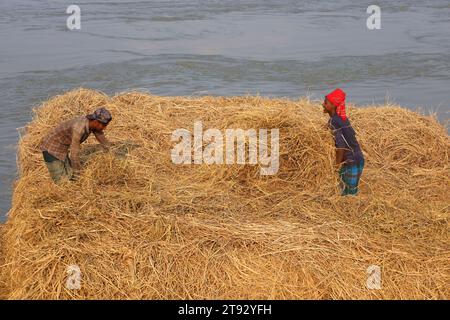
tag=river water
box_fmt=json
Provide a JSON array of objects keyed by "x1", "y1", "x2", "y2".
[{"x1": 0, "y1": 0, "x2": 449, "y2": 222}]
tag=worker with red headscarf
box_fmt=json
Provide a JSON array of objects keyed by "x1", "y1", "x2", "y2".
[{"x1": 322, "y1": 88, "x2": 364, "y2": 195}]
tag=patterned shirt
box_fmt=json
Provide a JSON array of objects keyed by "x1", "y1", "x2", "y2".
[
  {"x1": 329, "y1": 114, "x2": 364, "y2": 165},
  {"x1": 40, "y1": 116, "x2": 108, "y2": 170}
]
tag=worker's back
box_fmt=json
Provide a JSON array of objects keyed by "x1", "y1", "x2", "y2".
[{"x1": 40, "y1": 116, "x2": 89, "y2": 161}]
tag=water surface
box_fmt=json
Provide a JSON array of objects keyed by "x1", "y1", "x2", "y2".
[{"x1": 1, "y1": 0, "x2": 449, "y2": 221}]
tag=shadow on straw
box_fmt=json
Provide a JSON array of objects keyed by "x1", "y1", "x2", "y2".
[{"x1": 81, "y1": 140, "x2": 141, "y2": 162}]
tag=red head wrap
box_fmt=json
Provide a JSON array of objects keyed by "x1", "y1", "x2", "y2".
[{"x1": 326, "y1": 88, "x2": 347, "y2": 121}]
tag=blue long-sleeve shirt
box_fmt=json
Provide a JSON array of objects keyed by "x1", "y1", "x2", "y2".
[{"x1": 329, "y1": 114, "x2": 364, "y2": 165}]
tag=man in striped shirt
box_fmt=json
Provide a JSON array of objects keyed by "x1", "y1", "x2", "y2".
[
  {"x1": 40, "y1": 108, "x2": 112, "y2": 182},
  {"x1": 323, "y1": 89, "x2": 365, "y2": 195}
]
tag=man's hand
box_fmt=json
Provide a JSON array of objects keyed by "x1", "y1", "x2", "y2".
[
  {"x1": 101, "y1": 144, "x2": 110, "y2": 152},
  {"x1": 70, "y1": 170, "x2": 80, "y2": 181}
]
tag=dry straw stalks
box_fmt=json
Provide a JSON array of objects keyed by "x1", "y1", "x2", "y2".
[{"x1": 1, "y1": 88, "x2": 449, "y2": 299}]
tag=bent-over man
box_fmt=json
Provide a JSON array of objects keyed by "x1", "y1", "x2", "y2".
[{"x1": 40, "y1": 107, "x2": 112, "y2": 182}]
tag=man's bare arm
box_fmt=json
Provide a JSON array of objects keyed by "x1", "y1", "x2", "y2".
[
  {"x1": 336, "y1": 148, "x2": 345, "y2": 167},
  {"x1": 94, "y1": 131, "x2": 110, "y2": 149}
]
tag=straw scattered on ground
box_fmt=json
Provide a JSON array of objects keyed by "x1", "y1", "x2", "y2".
[{"x1": 1, "y1": 88, "x2": 449, "y2": 299}]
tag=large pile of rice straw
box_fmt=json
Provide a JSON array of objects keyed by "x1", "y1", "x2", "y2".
[
  {"x1": 0, "y1": 225, "x2": 5, "y2": 299},
  {"x1": 1, "y1": 88, "x2": 449, "y2": 299}
]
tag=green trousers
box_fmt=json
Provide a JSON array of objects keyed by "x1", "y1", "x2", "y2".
[{"x1": 42, "y1": 151, "x2": 73, "y2": 183}]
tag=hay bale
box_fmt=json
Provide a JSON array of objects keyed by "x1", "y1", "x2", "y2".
[{"x1": 1, "y1": 88, "x2": 449, "y2": 299}]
